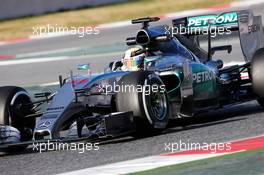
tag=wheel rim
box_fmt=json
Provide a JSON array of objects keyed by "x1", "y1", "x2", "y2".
[
  {"x1": 10, "y1": 91, "x2": 32, "y2": 119},
  {"x1": 9, "y1": 91, "x2": 35, "y2": 131},
  {"x1": 141, "y1": 74, "x2": 169, "y2": 127},
  {"x1": 149, "y1": 87, "x2": 167, "y2": 121}
]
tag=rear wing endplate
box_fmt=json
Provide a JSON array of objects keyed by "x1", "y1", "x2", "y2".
[{"x1": 172, "y1": 10, "x2": 264, "y2": 62}]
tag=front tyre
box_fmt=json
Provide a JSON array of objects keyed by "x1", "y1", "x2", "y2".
[
  {"x1": 0, "y1": 86, "x2": 35, "y2": 152},
  {"x1": 257, "y1": 98, "x2": 264, "y2": 108},
  {"x1": 116, "y1": 71, "x2": 170, "y2": 135}
]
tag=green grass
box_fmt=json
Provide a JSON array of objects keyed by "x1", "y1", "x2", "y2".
[
  {"x1": 129, "y1": 148, "x2": 264, "y2": 175},
  {"x1": 0, "y1": 0, "x2": 234, "y2": 41}
]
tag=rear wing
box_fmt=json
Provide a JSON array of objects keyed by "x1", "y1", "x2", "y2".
[{"x1": 172, "y1": 10, "x2": 264, "y2": 62}]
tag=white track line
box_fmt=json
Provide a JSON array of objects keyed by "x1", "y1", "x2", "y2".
[
  {"x1": 58, "y1": 154, "x2": 223, "y2": 175},
  {"x1": 15, "y1": 47, "x2": 86, "y2": 58},
  {"x1": 231, "y1": 0, "x2": 264, "y2": 8},
  {"x1": 165, "y1": 9, "x2": 211, "y2": 19},
  {"x1": 224, "y1": 61, "x2": 245, "y2": 67},
  {"x1": 99, "y1": 21, "x2": 132, "y2": 29},
  {"x1": 0, "y1": 51, "x2": 123, "y2": 66}
]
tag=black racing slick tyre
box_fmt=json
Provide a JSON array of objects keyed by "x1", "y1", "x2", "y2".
[
  {"x1": 0, "y1": 86, "x2": 35, "y2": 152},
  {"x1": 116, "y1": 71, "x2": 170, "y2": 135},
  {"x1": 251, "y1": 48, "x2": 264, "y2": 97},
  {"x1": 257, "y1": 98, "x2": 264, "y2": 108}
]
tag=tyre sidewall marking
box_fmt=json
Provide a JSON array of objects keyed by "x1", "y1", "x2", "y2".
[
  {"x1": 142, "y1": 74, "x2": 168, "y2": 125},
  {"x1": 142, "y1": 78, "x2": 153, "y2": 124}
]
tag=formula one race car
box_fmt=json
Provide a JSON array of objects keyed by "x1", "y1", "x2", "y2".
[{"x1": 1, "y1": 9, "x2": 264, "y2": 152}]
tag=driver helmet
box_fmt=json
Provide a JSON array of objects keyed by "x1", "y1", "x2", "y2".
[{"x1": 122, "y1": 47, "x2": 145, "y2": 71}]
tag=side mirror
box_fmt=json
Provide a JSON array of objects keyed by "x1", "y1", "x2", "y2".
[
  {"x1": 77, "y1": 64, "x2": 92, "y2": 77},
  {"x1": 77, "y1": 63, "x2": 90, "y2": 70},
  {"x1": 211, "y1": 45, "x2": 232, "y2": 55}
]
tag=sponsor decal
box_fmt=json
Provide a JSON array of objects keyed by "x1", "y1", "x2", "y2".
[
  {"x1": 240, "y1": 71, "x2": 249, "y2": 80},
  {"x1": 42, "y1": 114, "x2": 58, "y2": 119},
  {"x1": 47, "y1": 106, "x2": 64, "y2": 111},
  {"x1": 188, "y1": 12, "x2": 238, "y2": 28},
  {"x1": 248, "y1": 24, "x2": 261, "y2": 33},
  {"x1": 193, "y1": 71, "x2": 214, "y2": 83}
]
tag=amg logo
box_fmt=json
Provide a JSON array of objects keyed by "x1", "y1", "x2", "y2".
[{"x1": 193, "y1": 71, "x2": 214, "y2": 83}]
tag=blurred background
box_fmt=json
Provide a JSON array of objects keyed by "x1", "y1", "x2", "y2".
[{"x1": 0, "y1": 0, "x2": 233, "y2": 41}]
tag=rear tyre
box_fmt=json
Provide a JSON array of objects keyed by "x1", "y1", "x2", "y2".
[
  {"x1": 251, "y1": 48, "x2": 264, "y2": 97},
  {"x1": 116, "y1": 71, "x2": 170, "y2": 136},
  {"x1": 0, "y1": 86, "x2": 35, "y2": 152}
]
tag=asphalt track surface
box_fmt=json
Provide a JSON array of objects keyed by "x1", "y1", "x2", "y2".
[{"x1": 1, "y1": 2, "x2": 264, "y2": 175}]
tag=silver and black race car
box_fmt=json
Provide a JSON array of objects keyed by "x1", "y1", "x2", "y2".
[{"x1": 1, "y1": 9, "x2": 264, "y2": 152}]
